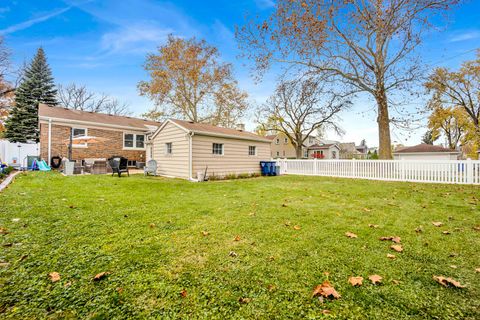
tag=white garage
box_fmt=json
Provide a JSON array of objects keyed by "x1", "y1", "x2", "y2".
[{"x1": 393, "y1": 144, "x2": 460, "y2": 160}]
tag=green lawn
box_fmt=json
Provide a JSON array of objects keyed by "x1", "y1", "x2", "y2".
[{"x1": 0, "y1": 173, "x2": 479, "y2": 319}]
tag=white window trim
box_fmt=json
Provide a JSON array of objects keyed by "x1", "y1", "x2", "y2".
[
  {"x1": 72, "y1": 127, "x2": 88, "y2": 148},
  {"x1": 123, "y1": 132, "x2": 146, "y2": 150},
  {"x1": 165, "y1": 142, "x2": 173, "y2": 155},
  {"x1": 248, "y1": 145, "x2": 257, "y2": 156},
  {"x1": 275, "y1": 138, "x2": 280, "y2": 145},
  {"x1": 212, "y1": 143, "x2": 224, "y2": 156}
]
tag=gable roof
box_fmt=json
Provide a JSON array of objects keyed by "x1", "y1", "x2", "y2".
[
  {"x1": 154, "y1": 119, "x2": 271, "y2": 143},
  {"x1": 308, "y1": 143, "x2": 339, "y2": 150},
  {"x1": 394, "y1": 144, "x2": 459, "y2": 154},
  {"x1": 38, "y1": 104, "x2": 160, "y2": 131}
]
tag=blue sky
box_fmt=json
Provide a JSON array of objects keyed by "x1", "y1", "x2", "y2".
[{"x1": 1, "y1": 0, "x2": 479, "y2": 147}]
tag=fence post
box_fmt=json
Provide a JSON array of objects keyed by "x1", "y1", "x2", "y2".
[
  {"x1": 401, "y1": 161, "x2": 406, "y2": 181},
  {"x1": 352, "y1": 158, "x2": 356, "y2": 178},
  {"x1": 314, "y1": 158, "x2": 318, "y2": 175},
  {"x1": 467, "y1": 158, "x2": 473, "y2": 184}
]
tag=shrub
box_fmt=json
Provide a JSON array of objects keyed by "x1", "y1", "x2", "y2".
[
  {"x1": 4, "y1": 166, "x2": 14, "y2": 175},
  {"x1": 250, "y1": 172, "x2": 261, "y2": 178},
  {"x1": 225, "y1": 173, "x2": 237, "y2": 180},
  {"x1": 237, "y1": 173, "x2": 250, "y2": 179}
]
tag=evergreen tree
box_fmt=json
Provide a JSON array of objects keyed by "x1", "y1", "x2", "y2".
[{"x1": 5, "y1": 47, "x2": 57, "y2": 142}]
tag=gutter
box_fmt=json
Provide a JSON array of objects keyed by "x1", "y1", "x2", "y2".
[
  {"x1": 38, "y1": 116, "x2": 156, "y2": 132},
  {"x1": 47, "y1": 118, "x2": 52, "y2": 165},
  {"x1": 188, "y1": 131, "x2": 197, "y2": 181}
]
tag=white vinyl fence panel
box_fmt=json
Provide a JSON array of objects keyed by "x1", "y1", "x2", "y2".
[
  {"x1": 275, "y1": 159, "x2": 480, "y2": 185},
  {"x1": 0, "y1": 140, "x2": 40, "y2": 167}
]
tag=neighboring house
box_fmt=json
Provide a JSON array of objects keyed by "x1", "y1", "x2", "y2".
[
  {"x1": 268, "y1": 132, "x2": 322, "y2": 158},
  {"x1": 307, "y1": 143, "x2": 341, "y2": 159},
  {"x1": 39, "y1": 104, "x2": 160, "y2": 166},
  {"x1": 393, "y1": 144, "x2": 460, "y2": 160},
  {"x1": 339, "y1": 142, "x2": 364, "y2": 159},
  {"x1": 150, "y1": 119, "x2": 271, "y2": 180}
]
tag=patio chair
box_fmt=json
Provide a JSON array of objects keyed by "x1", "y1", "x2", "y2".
[
  {"x1": 144, "y1": 160, "x2": 157, "y2": 176},
  {"x1": 108, "y1": 156, "x2": 129, "y2": 177}
]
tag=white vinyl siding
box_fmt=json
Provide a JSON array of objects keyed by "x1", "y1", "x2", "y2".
[
  {"x1": 151, "y1": 122, "x2": 189, "y2": 178},
  {"x1": 193, "y1": 135, "x2": 270, "y2": 178}
]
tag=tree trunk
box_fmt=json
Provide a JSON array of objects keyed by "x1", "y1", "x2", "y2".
[
  {"x1": 376, "y1": 91, "x2": 392, "y2": 159},
  {"x1": 295, "y1": 145, "x2": 303, "y2": 159}
]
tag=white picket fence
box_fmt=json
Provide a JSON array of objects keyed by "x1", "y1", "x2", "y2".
[{"x1": 275, "y1": 159, "x2": 480, "y2": 185}]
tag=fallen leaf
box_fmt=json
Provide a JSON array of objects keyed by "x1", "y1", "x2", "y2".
[
  {"x1": 475, "y1": 268, "x2": 480, "y2": 273},
  {"x1": 93, "y1": 272, "x2": 110, "y2": 281},
  {"x1": 229, "y1": 251, "x2": 238, "y2": 257},
  {"x1": 282, "y1": 203, "x2": 288, "y2": 207},
  {"x1": 323, "y1": 271, "x2": 330, "y2": 276},
  {"x1": 284, "y1": 221, "x2": 291, "y2": 226},
  {"x1": 49, "y1": 272, "x2": 61, "y2": 282},
  {"x1": 363, "y1": 208, "x2": 371, "y2": 212},
  {"x1": 312, "y1": 281, "x2": 341, "y2": 299},
  {"x1": 450, "y1": 265, "x2": 457, "y2": 269},
  {"x1": 391, "y1": 245, "x2": 403, "y2": 252},
  {"x1": 293, "y1": 225, "x2": 301, "y2": 230},
  {"x1": 442, "y1": 230, "x2": 451, "y2": 235},
  {"x1": 348, "y1": 276, "x2": 363, "y2": 286},
  {"x1": 432, "y1": 221, "x2": 443, "y2": 227},
  {"x1": 234, "y1": 235, "x2": 241, "y2": 241},
  {"x1": 368, "y1": 275, "x2": 383, "y2": 285},
  {"x1": 267, "y1": 284, "x2": 276, "y2": 291},
  {"x1": 387, "y1": 254, "x2": 396, "y2": 260},
  {"x1": 379, "y1": 236, "x2": 401, "y2": 243},
  {"x1": 415, "y1": 227, "x2": 423, "y2": 233},
  {"x1": 0, "y1": 262, "x2": 10, "y2": 267},
  {"x1": 201, "y1": 231, "x2": 209, "y2": 236},
  {"x1": 149, "y1": 223, "x2": 156, "y2": 228},
  {"x1": 239, "y1": 297, "x2": 251, "y2": 304},
  {"x1": 64, "y1": 281, "x2": 72, "y2": 287},
  {"x1": 321, "y1": 310, "x2": 331, "y2": 315},
  {"x1": 18, "y1": 255, "x2": 28, "y2": 262},
  {"x1": 473, "y1": 225, "x2": 480, "y2": 231},
  {"x1": 68, "y1": 205, "x2": 76, "y2": 209},
  {"x1": 180, "y1": 289, "x2": 187, "y2": 298},
  {"x1": 392, "y1": 280, "x2": 400, "y2": 285},
  {"x1": 368, "y1": 224, "x2": 379, "y2": 228},
  {"x1": 11, "y1": 218, "x2": 20, "y2": 222},
  {"x1": 433, "y1": 276, "x2": 466, "y2": 288},
  {"x1": 0, "y1": 227, "x2": 8, "y2": 235},
  {"x1": 345, "y1": 232, "x2": 358, "y2": 238},
  {"x1": 3, "y1": 243, "x2": 12, "y2": 247},
  {"x1": 116, "y1": 287, "x2": 123, "y2": 293}
]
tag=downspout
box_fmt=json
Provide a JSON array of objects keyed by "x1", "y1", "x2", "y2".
[
  {"x1": 47, "y1": 118, "x2": 52, "y2": 165},
  {"x1": 188, "y1": 131, "x2": 197, "y2": 181}
]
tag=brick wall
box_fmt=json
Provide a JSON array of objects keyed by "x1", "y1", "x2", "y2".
[{"x1": 39, "y1": 123, "x2": 146, "y2": 162}]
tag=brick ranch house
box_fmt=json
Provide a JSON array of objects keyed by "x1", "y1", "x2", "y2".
[{"x1": 38, "y1": 104, "x2": 160, "y2": 166}]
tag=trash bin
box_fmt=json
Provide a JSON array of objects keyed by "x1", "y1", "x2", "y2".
[{"x1": 260, "y1": 161, "x2": 269, "y2": 176}]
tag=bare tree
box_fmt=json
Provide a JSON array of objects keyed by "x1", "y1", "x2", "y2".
[
  {"x1": 57, "y1": 83, "x2": 131, "y2": 116},
  {"x1": 237, "y1": 0, "x2": 459, "y2": 158},
  {"x1": 258, "y1": 77, "x2": 351, "y2": 158}
]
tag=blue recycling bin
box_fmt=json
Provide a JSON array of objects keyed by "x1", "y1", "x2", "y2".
[{"x1": 260, "y1": 161, "x2": 269, "y2": 176}]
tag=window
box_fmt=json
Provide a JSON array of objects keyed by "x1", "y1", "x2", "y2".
[
  {"x1": 332, "y1": 150, "x2": 337, "y2": 159},
  {"x1": 275, "y1": 138, "x2": 280, "y2": 145},
  {"x1": 124, "y1": 134, "x2": 134, "y2": 148},
  {"x1": 212, "y1": 143, "x2": 223, "y2": 155},
  {"x1": 136, "y1": 135, "x2": 145, "y2": 148},
  {"x1": 284, "y1": 137, "x2": 288, "y2": 144},
  {"x1": 165, "y1": 142, "x2": 172, "y2": 155},
  {"x1": 72, "y1": 128, "x2": 87, "y2": 147},
  {"x1": 124, "y1": 133, "x2": 146, "y2": 149},
  {"x1": 248, "y1": 146, "x2": 256, "y2": 156},
  {"x1": 304, "y1": 150, "x2": 309, "y2": 158},
  {"x1": 276, "y1": 151, "x2": 280, "y2": 157}
]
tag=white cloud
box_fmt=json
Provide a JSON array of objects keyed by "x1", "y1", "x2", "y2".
[
  {"x1": 255, "y1": 0, "x2": 275, "y2": 9},
  {"x1": 0, "y1": 7, "x2": 71, "y2": 35},
  {"x1": 100, "y1": 22, "x2": 173, "y2": 55},
  {"x1": 449, "y1": 30, "x2": 480, "y2": 42}
]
